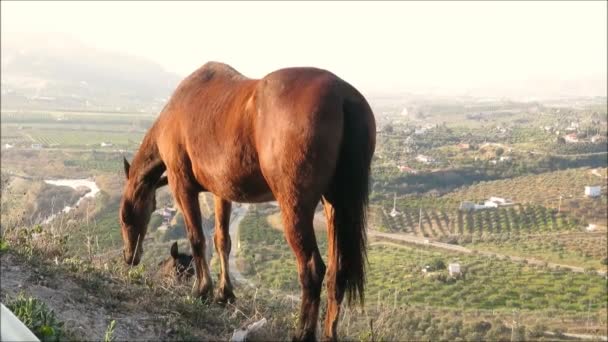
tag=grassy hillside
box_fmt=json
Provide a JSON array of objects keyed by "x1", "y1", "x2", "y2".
[{"x1": 3, "y1": 226, "x2": 596, "y2": 342}]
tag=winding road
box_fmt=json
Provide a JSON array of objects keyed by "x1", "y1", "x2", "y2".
[
  {"x1": 228, "y1": 204, "x2": 254, "y2": 287},
  {"x1": 226, "y1": 204, "x2": 301, "y2": 302}
]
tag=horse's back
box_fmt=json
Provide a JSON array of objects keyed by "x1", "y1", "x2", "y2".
[
  {"x1": 254, "y1": 67, "x2": 359, "y2": 204},
  {"x1": 157, "y1": 63, "x2": 371, "y2": 204}
]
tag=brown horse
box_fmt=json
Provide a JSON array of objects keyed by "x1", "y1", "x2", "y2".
[{"x1": 119, "y1": 61, "x2": 376, "y2": 341}]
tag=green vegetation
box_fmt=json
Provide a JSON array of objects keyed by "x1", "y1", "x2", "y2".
[
  {"x1": 239, "y1": 210, "x2": 607, "y2": 313},
  {"x1": 366, "y1": 244, "x2": 606, "y2": 312},
  {"x1": 0, "y1": 110, "x2": 151, "y2": 150},
  {"x1": 470, "y1": 233, "x2": 608, "y2": 270},
  {"x1": 104, "y1": 320, "x2": 116, "y2": 342},
  {"x1": 383, "y1": 204, "x2": 579, "y2": 239},
  {"x1": 28, "y1": 129, "x2": 143, "y2": 148},
  {"x1": 6, "y1": 293, "x2": 66, "y2": 342}
]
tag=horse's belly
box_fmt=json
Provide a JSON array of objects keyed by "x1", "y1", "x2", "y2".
[
  {"x1": 198, "y1": 169, "x2": 275, "y2": 203},
  {"x1": 216, "y1": 183, "x2": 275, "y2": 203},
  {"x1": 232, "y1": 190, "x2": 275, "y2": 203}
]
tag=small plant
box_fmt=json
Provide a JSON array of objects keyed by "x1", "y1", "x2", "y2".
[
  {"x1": 127, "y1": 265, "x2": 146, "y2": 283},
  {"x1": 0, "y1": 237, "x2": 9, "y2": 252},
  {"x1": 104, "y1": 319, "x2": 116, "y2": 342},
  {"x1": 6, "y1": 293, "x2": 64, "y2": 342}
]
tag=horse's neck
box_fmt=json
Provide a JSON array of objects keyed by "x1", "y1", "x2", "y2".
[{"x1": 130, "y1": 130, "x2": 165, "y2": 193}]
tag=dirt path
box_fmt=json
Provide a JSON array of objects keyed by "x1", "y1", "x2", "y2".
[
  {"x1": 0, "y1": 253, "x2": 174, "y2": 341},
  {"x1": 228, "y1": 204, "x2": 255, "y2": 287},
  {"x1": 590, "y1": 168, "x2": 607, "y2": 179},
  {"x1": 523, "y1": 150, "x2": 608, "y2": 158},
  {"x1": 368, "y1": 230, "x2": 607, "y2": 276},
  {"x1": 227, "y1": 204, "x2": 301, "y2": 303}
]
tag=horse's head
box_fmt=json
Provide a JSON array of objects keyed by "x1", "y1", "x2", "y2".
[
  {"x1": 158, "y1": 241, "x2": 194, "y2": 280},
  {"x1": 119, "y1": 157, "x2": 166, "y2": 266}
]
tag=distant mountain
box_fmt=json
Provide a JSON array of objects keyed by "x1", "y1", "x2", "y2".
[{"x1": 1, "y1": 33, "x2": 182, "y2": 112}]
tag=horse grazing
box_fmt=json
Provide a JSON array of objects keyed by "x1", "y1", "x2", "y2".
[
  {"x1": 119, "y1": 61, "x2": 376, "y2": 341},
  {"x1": 157, "y1": 241, "x2": 194, "y2": 281}
]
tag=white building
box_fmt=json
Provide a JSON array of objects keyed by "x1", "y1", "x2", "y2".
[
  {"x1": 461, "y1": 197, "x2": 513, "y2": 211},
  {"x1": 489, "y1": 197, "x2": 510, "y2": 205},
  {"x1": 448, "y1": 263, "x2": 461, "y2": 276},
  {"x1": 459, "y1": 201, "x2": 476, "y2": 211},
  {"x1": 586, "y1": 224, "x2": 598, "y2": 232},
  {"x1": 585, "y1": 186, "x2": 601, "y2": 198},
  {"x1": 483, "y1": 200, "x2": 499, "y2": 208},
  {"x1": 416, "y1": 154, "x2": 434, "y2": 164},
  {"x1": 100, "y1": 142, "x2": 113, "y2": 147},
  {"x1": 389, "y1": 193, "x2": 400, "y2": 217}
]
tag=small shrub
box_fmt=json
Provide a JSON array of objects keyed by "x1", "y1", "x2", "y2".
[
  {"x1": 6, "y1": 293, "x2": 64, "y2": 342},
  {"x1": 0, "y1": 237, "x2": 9, "y2": 252},
  {"x1": 127, "y1": 265, "x2": 147, "y2": 284},
  {"x1": 104, "y1": 320, "x2": 116, "y2": 342}
]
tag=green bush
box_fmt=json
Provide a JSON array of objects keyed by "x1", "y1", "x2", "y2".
[{"x1": 6, "y1": 294, "x2": 64, "y2": 342}]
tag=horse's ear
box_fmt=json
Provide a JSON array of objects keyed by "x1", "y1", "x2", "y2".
[
  {"x1": 123, "y1": 157, "x2": 131, "y2": 179},
  {"x1": 156, "y1": 176, "x2": 168, "y2": 189},
  {"x1": 170, "y1": 241, "x2": 178, "y2": 259}
]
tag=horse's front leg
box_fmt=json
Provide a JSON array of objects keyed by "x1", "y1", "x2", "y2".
[
  {"x1": 213, "y1": 196, "x2": 236, "y2": 303},
  {"x1": 171, "y1": 178, "x2": 213, "y2": 299}
]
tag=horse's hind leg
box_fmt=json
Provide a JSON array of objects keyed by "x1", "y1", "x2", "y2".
[
  {"x1": 213, "y1": 196, "x2": 236, "y2": 303},
  {"x1": 321, "y1": 196, "x2": 345, "y2": 342},
  {"x1": 279, "y1": 199, "x2": 326, "y2": 342}
]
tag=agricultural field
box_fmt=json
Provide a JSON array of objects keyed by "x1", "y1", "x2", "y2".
[
  {"x1": 470, "y1": 232, "x2": 608, "y2": 270},
  {"x1": 238, "y1": 210, "x2": 607, "y2": 310},
  {"x1": 25, "y1": 129, "x2": 143, "y2": 148},
  {"x1": 442, "y1": 167, "x2": 608, "y2": 225},
  {"x1": 237, "y1": 208, "x2": 607, "y2": 337},
  {"x1": 1, "y1": 110, "x2": 154, "y2": 150},
  {"x1": 383, "y1": 204, "x2": 580, "y2": 239}
]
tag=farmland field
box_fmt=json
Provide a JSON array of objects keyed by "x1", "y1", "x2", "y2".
[
  {"x1": 470, "y1": 232, "x2": 608, "y2": 270},
  {"x1": 1, "y1": 110, "x2": 153, "y2": 149},
  {"x1": 382, "y1": 204, "x2": 580, "y2": 239},
  {"x1": 238, "y1": 209, "x2": 608, "y2": 315},
  {"x1": 26, "y1": 129, "x2": 143, "y2": 147},
  {"x1": 442, "y1": 167, "x2": 608, "y2": 224}
]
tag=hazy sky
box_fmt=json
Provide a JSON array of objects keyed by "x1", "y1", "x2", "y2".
[{"x1": 2, "y1": 1, "x2": 607, "y2": 96}]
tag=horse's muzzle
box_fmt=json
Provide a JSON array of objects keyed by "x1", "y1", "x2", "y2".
[{"x1": 123, "y1": 248, "x2": 141, "y2": 266}]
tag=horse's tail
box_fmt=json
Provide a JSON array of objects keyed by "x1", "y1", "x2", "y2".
[{"x1": 330, "y1": 90, "x2": 376, "y2": 305}]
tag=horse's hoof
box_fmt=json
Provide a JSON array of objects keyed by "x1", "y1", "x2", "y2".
[
  {"x1": 192, "y1": 284, "x2": 214, "y2": 301},
  {"x1": 214, "y1": 287, "x2": 236, "y2": 305},
  {"x1": 321, "y1": 335, "x2": 337, "y2": 342},
  {"x1": 291, "y1": 330, "x2": 316, "y2": 342}
]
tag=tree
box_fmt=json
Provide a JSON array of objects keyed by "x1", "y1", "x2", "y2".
[
  {"x1": 383, "y1": 123, "x2": 394, "y2": 134},
  {"x1": 428, "y1": 258, "x2": 446, "y2": 271},
  {"x1": 147, "y1": 213, "x2": 162, "y2": 232},
  {"x1": 495, "y1": 147, "x2": 504, "y2": 158}
]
